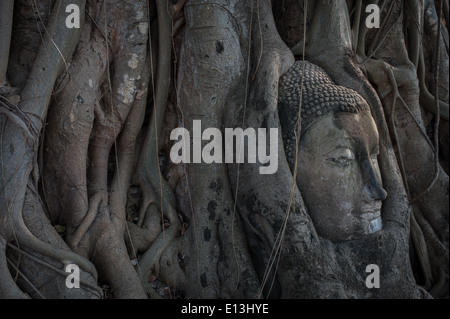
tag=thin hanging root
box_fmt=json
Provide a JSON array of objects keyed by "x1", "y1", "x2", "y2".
[
  {"x1": 405, "y1": 0, "x2": 422, "y2": 68},
  {"x1": 357, "y1": 0, "x2": 397, "y2": 65},
  {"x1": 410, "y1": 210, "x2": 434, "y2": 288},
  {"x1": 418, "y1": 47, "x2": 449, "y2": 120},
  {"x1": 385, "y1": 66, "x2": 440, "y2": 279},
  {"x1": 0, "y1": 237, "x2": 28, "y2": 299},
  {"x1": 70, "y1": 191, "x2": 108, "y2": 248},
  {"x1": 385, "y1": 65, "x2": 441, "y2": 202},
  {"x1": 444, "y1": 0, "x2": 449, "y2": 32},
  {"x1": 11, "y1": 205, "x2": 98, "y2": 282},
  {"x1": 413, "y1": 206, "x2": 449, "y2": 297},
  {"x1": 170, "y1": 0, "x2": 188, "y2": 19},
  {"x1": 134, "y1": 178, "x2": 181, "y2": 284},
  {"x1": 351, "y1": 0, "x2": 362, "y2": 55},
  {"x1": 354, "y1": 0, "x2": 375, "y2": 59},
  {"x1": 6, "y1": 257, "x2": 46, "y2": 299},
  {"x1": 386, "y1": 66, "x2": 411, "y2": 196},
  {"x1": 413, "y1": 0, "x2": 442, "y2": 205}
]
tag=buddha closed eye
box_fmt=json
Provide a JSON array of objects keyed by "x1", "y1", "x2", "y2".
[{"x1": 278, "y1": 61, "x2": 387, "y2": 242}]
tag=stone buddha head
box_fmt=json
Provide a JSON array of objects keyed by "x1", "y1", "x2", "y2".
[{"x1": 279, "y1": 61, "x2": 387, "y2": 242}]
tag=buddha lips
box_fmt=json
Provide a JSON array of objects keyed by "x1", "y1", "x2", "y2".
[{"x1": 169, "y1": 120, "x2": 279, "y2": 175}]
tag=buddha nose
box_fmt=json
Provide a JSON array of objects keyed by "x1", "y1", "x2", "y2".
[{"x1": 362, "y1": 158, "x2": 387, "y2": 201}]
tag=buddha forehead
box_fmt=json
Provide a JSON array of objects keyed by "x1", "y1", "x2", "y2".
[
  {"x1": 301, "y1": 111, "x2": 379, "y2": 153},
  {"x1": 300, "y1": 114, "x2": 350, "y2": 151}
]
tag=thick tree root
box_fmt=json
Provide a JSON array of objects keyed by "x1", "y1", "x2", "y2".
[
  {"x1": 125, "y1": 222, "x2": 159, "y2": 254},
  {"x1": 7, "y1": 242, "x2": 103, "y2": 297},
  {"x1": 11, "y1": 190, "x2": 98, "y2": 281},
  {"x1": 175, "y1": 0, "x2": 262, "y2": 298},
  {"x1": 130, "y1": 0, "x2": 184, "y2": 294},
  {"x1": 137, "y1": 211, "x2": 180, "y2": 284},
  {"x1": 88, "y1": 216, "x2": 147, "y2": 299},
  {"x1": 69, "y1": 191, "x2": 107, "y2": 249},
  {"x1": 42, "y1": 0, "x2": 152, "y2": 298}
]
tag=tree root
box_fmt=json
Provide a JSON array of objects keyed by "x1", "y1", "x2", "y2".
[
  {"x1": 7, "y1": 242, "x2": 103, "y2": 297},
  {"x1": 19, "y1": 0, "x2": 86, "y2": 130},
  {"x1": 138, "y1": 225, "x2": 182, "y2": 288},
  {"x1": 109, "y1": 56, "x2": 152, "y2": 232},
  {"x1": 405, "y1": 0, "x2": 422, "y2": 69},
  {"x1": 87, "y1": 216, "x2": 146, "y2": 298},
  {"x1": 69, "y1": 191, "x2": 108, "y2": 249},
  {"x1": 137, "y1": 192, "x2": 180, "y2": 285},
  {"x1": 410, "y1": 208, "x2": 434, "y2": 288},
  {"x1": 125, "y1": 221, "x2": 159, "y2": 254},
  {"x1": 155, "y1": 238, "x2": 186, "y2": 296},
  {"x1": 170, "y1": 0, "x2": 189, "y2": 20},
  {"x1": 0, "y1": 236, "x2": 28, "y2": 299},
  {"x1": 6, "y1": 256, "x2": 45, "y2": 299},
  {"x1": 359, "y1": 0, "x2": 448, "y2": 298},
  {"x1": 413, "y1": 204, "x2": 449, "y2": 298},
  {"x1": 380, "y1": 67, "x2": 439, "y2": 286},
  {"x1": 418, "y1": 47, "x2": 449, "y2": 120},
  {"x1": 11, "y1": 189, "x2": 99, "y2": 281},
  {"x1": 131, "y1": 0, "x2": 182, "y2": 290}
]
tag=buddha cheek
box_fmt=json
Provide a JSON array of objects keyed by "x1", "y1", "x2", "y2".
[{"x1": 330, "y1": 166, "x2": 366, "y2": 239}]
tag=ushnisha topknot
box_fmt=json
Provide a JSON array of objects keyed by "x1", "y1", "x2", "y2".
[{"x1": 278, "y1": 61, "x2": 371, "y2": 168}]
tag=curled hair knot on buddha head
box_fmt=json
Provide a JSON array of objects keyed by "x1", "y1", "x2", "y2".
[{"x1": 278, "y1": 61, "x2": 371, "y2": 167}]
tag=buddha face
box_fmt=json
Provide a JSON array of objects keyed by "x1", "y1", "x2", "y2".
[{"x1": 297, "y1": 110, "x2": 387, "y2": 242}]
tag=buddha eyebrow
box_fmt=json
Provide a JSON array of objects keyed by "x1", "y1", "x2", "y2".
[
  {"x1": 318, "y1": 137, "x2": 353, "y2": 149},
  {"x1": 318, "y1": 138, "x2": 354, "y2": 155},
  {"x1": 312, "y1": 136, "x2": 354, "y2": 146},
  {"x1": 301, "y1": 136, "x2": 351, "y2": 152}
]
